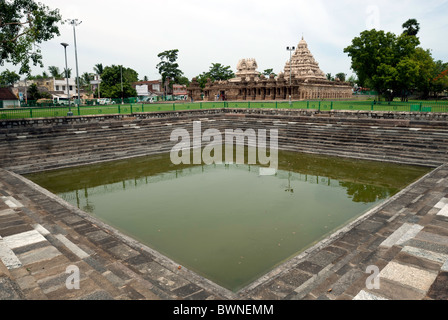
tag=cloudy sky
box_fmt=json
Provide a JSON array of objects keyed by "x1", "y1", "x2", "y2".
[{"x1": 4, "y1": 0, "x2": 448, "y2": 80}]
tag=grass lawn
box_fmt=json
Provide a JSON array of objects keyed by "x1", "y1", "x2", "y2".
[{"x1": 1, "y1": 99, "x2": 448, "y2": 120}]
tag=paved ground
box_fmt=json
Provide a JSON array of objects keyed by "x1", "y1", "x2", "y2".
[{"x1": 1, "y1": 164, "x2": 448, "y2": 300}]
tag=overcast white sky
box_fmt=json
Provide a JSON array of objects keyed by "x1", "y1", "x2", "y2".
[{"x1": 3, "y1": 0, "x2": 448, "y2": 80}]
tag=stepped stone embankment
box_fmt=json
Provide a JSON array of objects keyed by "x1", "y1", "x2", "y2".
[
  {"x1": 1, "y1": 109, "x2": 448, "y2": 174},
  {"x1": 1, "y1": 108, "x2": 448, "y2": 301}
]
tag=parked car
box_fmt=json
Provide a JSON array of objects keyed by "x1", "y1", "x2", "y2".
[
  {"x1": 58, "y1": 99, "x2": 75, "y2": 106},
  {"x1": 97, "y1": 98, "x2": 114, "y2": 105}
]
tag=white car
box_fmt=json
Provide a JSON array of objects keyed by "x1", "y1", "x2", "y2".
[{"x1": 98, "y1": 98, "x2": 113, "y2": 105}]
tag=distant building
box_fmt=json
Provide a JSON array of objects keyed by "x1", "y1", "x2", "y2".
[
  {"x1": 132, "y1": 80, "x2": 163, "y2": 102},
  {"x1": 13, "y1": 77, "x2": 81, "y2": 101},
  {"x1": 52, "y1": 78, "x2": 78, "y2": 100},
  {"x1": 173, "y1": 84, "x2": 188, "y2": 100},
  {"x1": 0, "y1": 87, "x2": 20, "y2": 108},
  {"x1": 90, "y1": 74, "x2": 101, "y2": 98}
]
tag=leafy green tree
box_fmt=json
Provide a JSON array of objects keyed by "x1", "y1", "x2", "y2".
[
  {"x1": 262, "y1": 68, "x2": 276, "y2": 77},
  {"x1": 177, "y1": 76, "x2": 190, "y2": 86},
  {"x1": 195, "y1": 73, "x2": 209, "y2": 89},
  {"x1": 156, "y1": 49, "x2": 184, "y2": 95},
  {"x1": 402, "y1": 19, "x2": 420, "y2": 36},
  {"x1": 0, "y1": 0, "x2": 62, "y2": 75},
  {"x1": 207, "y1": 63, "x2": 234, "y2": 81},
  {"x1": 0, "y1": 69, "x2": 20, "y2": 86},
  {"x1": 99, "y1": 65, "x2": 138, "y2": 98},
  {"x1": 194, "y1": 63, "x2": 234, "y2": 89},
  {"x1": 335, "y1": 73, "x2": 346, "y2": 82},
  {"x1": 410, "y1": 48, "x2": 435, "y2": 98},
  {"x1": 432, "y1": 60, "x2": 448, "y2": 98},
  {"x1": 408, "y1": 50, "x2": 448, "y2": 99},
  {"x1": 344, "y1": 28, "x2": 420, "y2": 100},
  {"x1": 326, "y1": 73, "x2": 334, "y2": 81}
]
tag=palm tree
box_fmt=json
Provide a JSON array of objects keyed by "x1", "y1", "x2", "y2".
[
  {"x1": 80, "y1": 72, "x2": 94, "y2": 95},
  {"x1": 48, "y1": 66, "x2": 61, "y2": 78},
  {"x1": 82, "y1": 72, "x2": 92, "y2": 84},
  {"x1": 93, "y1": 63, "x2": 104, "y2": 99},
  {"x1": 63, "y1": 68, "x2": 72, "y2": 78},
  {"x1": 93, "y1": 63, "x2": 104, "y2": 76}
]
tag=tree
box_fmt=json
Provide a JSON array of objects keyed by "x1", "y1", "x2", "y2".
[
  {"x1": 402, "y1": 19, "x2": 420, "y2": 36},
  {"x1": 335, "y1": 73, "x2": 346, "y2": 82},
  {"x1": 27, "y1": 83, "x2": 40, "y2": 100},
  {"x1": 177, "y1": 76, "x2": 190, "y2": 86},
  {"x1": 262, "y1": 68, "x2": 276, "y2": 77},
  {"x1": 156, "y1": 49, "x2": 184, "y2": 95},
  {"x1": 81, "y1": 72, "x2": 92, "y2": 84},
  {"x1": 93, "y1": 63, "x2": 104, "y2": 76},
  {"x1": 195, "y1": 72, "x2": 209, "y2": 89},
  {"x1": 0, "y1": 69, "x2": 20, "y2": 87},
  {"x1": 432, "y1": 60, "x2": 448, "y2": 98},
  {"x1": 194, "y1": 63, "x2": 234, "y2": 89},
  {"x1": 48, "y1": 66, "x2": 61, "y2": 78},
  {"x1": 326, "y1": 73, "x2": 334, "y2": 81},
  {"x1": 347, "y1": 75, "x2": 359, "y2": 87},
  {"x1": 26, "y1": 82, "x2": 50, "y2": 100},
  {"x1": 206, "y1": 63, "x2": 234, "y2": 81},
  {"x1": 344, "y1": 28, "x2": 420, "y2": 100},
  {"x1": 63, "y1": 68, "x2": 71, "y2": 78},
  {"x1": 78, "y1": 72, "x2": 93, "y2": 95},
  {"x1": 99, "y1": 65, "x2": 138, "y2": 99},
  {"x1": 0, "y1": 0, "x2": 62, "y2": 75}
]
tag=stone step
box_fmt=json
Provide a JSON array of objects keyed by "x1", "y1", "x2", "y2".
[{"x1": 2, "y1": 112, "x2": 448, "y2": 173}]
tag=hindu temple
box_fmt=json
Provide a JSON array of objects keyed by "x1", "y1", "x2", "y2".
[{"x1": 188, "y1": 37, "x2": 353, "y2": 101}]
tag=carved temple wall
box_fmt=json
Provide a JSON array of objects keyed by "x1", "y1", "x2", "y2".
[{"x1": 188, "y1": 75, "x2": 353, "y2": 102}]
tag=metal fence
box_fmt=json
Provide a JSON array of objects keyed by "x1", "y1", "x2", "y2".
[
  {"x1": 1, "y1": 100, "x2": 448, "y2": 120},
  {"x1": 16, "y1": 97, "x2": 139, "y2": 108}
]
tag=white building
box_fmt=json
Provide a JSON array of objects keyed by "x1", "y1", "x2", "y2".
[
  {"x1": 90, "y1": 74, "x2": 102, "y2": 97},
  {"x1": 53, "y1": 78, "x2": 77, "y2": 99},
  {"x1": 14, "y1": 77, "x2": 78, "y2": 101}
]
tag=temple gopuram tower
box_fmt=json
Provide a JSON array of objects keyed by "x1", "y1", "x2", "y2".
[{"x1": 283, "y1": 37, "x2": 326, "y2": 80}]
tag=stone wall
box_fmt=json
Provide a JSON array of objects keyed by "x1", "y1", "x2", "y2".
[{"x1": 188, "y1": 75, "x2": 352, "y2": 102}]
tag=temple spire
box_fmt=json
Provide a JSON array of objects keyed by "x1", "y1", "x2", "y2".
[{"x1": 284, "y1": 36, "x2": 326, "y2": 80}]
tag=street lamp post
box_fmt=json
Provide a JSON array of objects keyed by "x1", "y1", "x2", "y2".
[
  {"x1": 120, "y1": 65, "x2": 124, "y2": 104},
  {"x1": 286, "y1": 46, "x2": 295, "y2": 105},
  {"x1": 66, "y1": 19, "x2": 82, "y2": 108},
  {"x1": 286, "y1": 46, "x2": 295, "y2": 106},
  {"x1": 61, "y1": 43, "x2": 72, "y2": 116}
]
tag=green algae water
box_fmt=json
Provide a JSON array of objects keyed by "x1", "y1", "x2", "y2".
[{"x1": 26, "y1": 150, "x2": 430, "y2": 292}]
